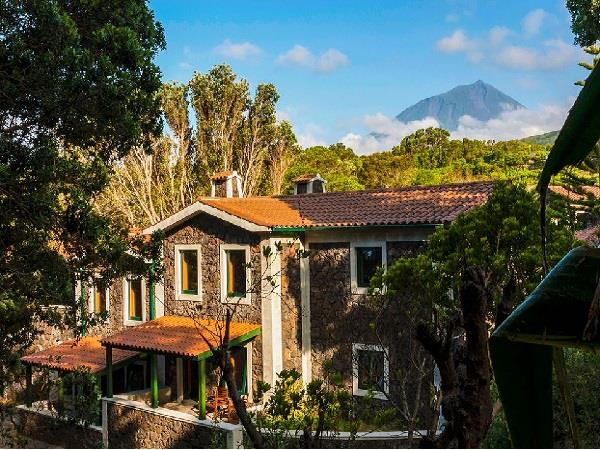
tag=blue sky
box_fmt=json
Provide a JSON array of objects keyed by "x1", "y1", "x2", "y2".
[{"x1": 150, "y1": 0, "x2": 586, "y2": 153}]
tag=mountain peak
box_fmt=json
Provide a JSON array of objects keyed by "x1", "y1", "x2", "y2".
[{"x1": 396, "y1": 81, "x2": 524, "y2": 131}]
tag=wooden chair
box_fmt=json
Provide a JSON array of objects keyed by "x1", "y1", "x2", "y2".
[{"x1": 207, "y1": 387, "x2": 232, "y2": 420}]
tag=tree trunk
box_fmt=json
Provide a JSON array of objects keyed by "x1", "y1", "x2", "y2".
[
  {"x1": 221, "y1": 356, "x2": 265, "y2": 448},
  {"x1": 417, "y1": 266, "x2": 493, "y2": 449},
  {"x1": 459, "y1": 266, "x2": 493, "y2": 448}
]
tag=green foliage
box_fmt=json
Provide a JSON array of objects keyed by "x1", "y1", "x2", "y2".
[
  {"x1": 552, "y1": 349, "x2": 600, "y2": 448},
  {"x1": 325, "y1": 128, "x2": 552, "y2": 191},
  {"x1": 383, "y1": 182, "x2": 575, "y2": 321},
  {"x1": 0, "y1": 0, "x2": 165, "y2": 392},
  {"x1": 567, "y1": 0, "x2": 600, "y2": 47},
  {"x1": 283, "y1": 143, "x2": 364, "y2": 193},
  {"x1": 51, "y1": 368, "x2": 102, "y2": 429}
]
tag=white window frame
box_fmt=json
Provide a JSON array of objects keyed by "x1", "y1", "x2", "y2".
[
  {"x1": 123, "y1": 277, "x2": 146, "y2": 327},
  {"x1": 220, "y1": 244, "x2": 252, "y2": 305},
  {"x1": 352, "y1": 343, "x2": 390, "y2": 400},
  {"x1": 174, "y1": 244, "x2": 202, "y2": 302},
  {"x1": 350, "y1": 241, "x2": 387, "y2": 294},
  {"x1": 89, "y1": 278, "x2": 110, "y2": 317}
]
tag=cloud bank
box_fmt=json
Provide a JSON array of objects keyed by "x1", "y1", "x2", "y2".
[
  {"x1": 435, "y1": 9, "x2": 578, "y2": 71},
  {"x1": 339, "y1": 99, "x2": 573, "y2": 155}
]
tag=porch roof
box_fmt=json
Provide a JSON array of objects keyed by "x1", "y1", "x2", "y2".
[
  {"x1": 20, "y1": 337, "x2": 139, "y2": 374},
  {"x1": 100, "y1": 315, "x2": 261, "y2": 359}
]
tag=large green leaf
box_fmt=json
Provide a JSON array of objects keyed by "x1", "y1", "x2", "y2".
[{"x1": 538, "y1": 63, "x2": 600, "y2": 192}]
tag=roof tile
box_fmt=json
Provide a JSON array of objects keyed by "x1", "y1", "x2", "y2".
[
  {"x1": 21, "y1": 337, "x2": 138, "y2": 374},
  {"x1": 100, "y1": 316, "x2": 261, "y2": 358},
  {"x1": 199, "y1": 181, "x2": 494, "y2": 228}
]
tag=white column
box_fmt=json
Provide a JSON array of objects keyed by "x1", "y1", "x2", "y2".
[
  {"x1": 260, "y1": 238, "x2": 274, "y2": 386},
  {"x1": 269, "y1": 238, "x2": 284, "y2": 379},
  {"x1": 300, "y1": 240, "x2": 312, "y2": 385}
]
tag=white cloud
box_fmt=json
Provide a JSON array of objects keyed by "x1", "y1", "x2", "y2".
[
  {"x1": 451, "y1": 98, "x2": 573, "y2": 141},
  {"x1": 340, "y1": 114, "x2": 440, "y2": 155},
  {"x1": 522, "y1": 9, "x2": 548, "y2": 37},
  {"x1": 488, "y1": 26, "x2": 512, "y2": 46},
  {"x1": 277, "y1": 44, "x2": 314, "y2": 67},
  {"x1": 277, "y1": 45, "x2": 349, "y2": 73},
  {"x1": 436, "y1": 29, "x2": 474, "y2": 53},
  {"x1": 316, "y1": 48, "x2": 349, "y2": 73},
  {"x1": 495, "y1": 39, "x2": 577, "y2": 71},
  {"x1": 436, "y1": 21, "x2": 577, "y2": 71},
  {"x1": 297, "y1": 123, "x2": 327, "y2": 148},
  {"x1": 213, "y1": 39, "x2": 261, "y2": 60}
]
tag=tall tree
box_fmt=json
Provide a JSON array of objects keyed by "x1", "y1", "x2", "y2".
[
  {"x1": 266, "y1": 121, "x2": 300, "y2": 195},
  {"x1": 189, "y1": 64, "x2": 249, "y2": 180},
  {"x1": 567, "y1": 0, "x2": 600, "y2": 47},
  {"x1": 0, "y1": 0, "x2": 165, "y2": 390}
]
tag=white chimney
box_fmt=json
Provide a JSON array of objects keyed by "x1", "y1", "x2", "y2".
[
  {"x1": 210, "y1": 171, "x2": 243, "y2": 198},
  {"x1": 293, "y1": 173, "x2": 326, "y2": 195}
]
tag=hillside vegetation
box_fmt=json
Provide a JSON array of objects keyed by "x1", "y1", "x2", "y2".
[{"x1": 282, "y1": 127, "x2": 552, "y2": 194}]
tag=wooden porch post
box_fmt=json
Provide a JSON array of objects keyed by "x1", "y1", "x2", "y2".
[
  {"x1": 106, "y1": 346, "x2": 113, "y2": 398},
  {"x1": 25, "y1": 365, "x2": 32, "y2": 407},
  {"x1": 198, "y1": 358, "x2": 206, "y2": 419},
  {"x1": 150, "y1": 353, "x2": 159, "y2": 408},
  {"x1": 149, "y1": 260, "x2": 155, "y2": 321}
]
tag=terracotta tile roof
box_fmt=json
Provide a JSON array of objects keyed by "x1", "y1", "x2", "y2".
[
  {"x1": 577, "y1": 224, "x2": 600, "y2": 247},
  {"x1": 100, "y1": 316, "x2": 261, "y2": 358},
  {"x1": 549, "y1": 185, "x2": 586, "y2": 202},
  {"x1": 210, "y1": 171, "x2": 235, "y2": 181},
  {"x1": 294, "y1": 173, "x2": 319, "y2": 182},
  {"x1": 549, "y1": 185, "x2": 600, "y2": 203},
  {"x1": 21, "y1": 337, "x2": 139, "y2": 374},
  {"x1": 583, "y1": 186, "x2": 600, "y2": 198},
  {"x1": 199, "y1": 181, "x2": 494, "y2": 228}
]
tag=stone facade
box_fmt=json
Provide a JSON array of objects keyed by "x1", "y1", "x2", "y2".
[
  {"x1": 161, "y1": 212, "x2": 264, "y2": 387},
  {"x1": 105, "y1": 399, "x2": 234, "y2": 449},
  {"x1": 17, "y1": 406, "x2": 102, "y2": 448},
  {"x1": 308, "y1": 240, "x2": 430, "y2": 406}
]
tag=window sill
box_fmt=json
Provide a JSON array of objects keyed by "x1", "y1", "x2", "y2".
[
  {"x1": 221, "y1": 296, "x2": 251, "y2": 306},
  {"x1": 353, "y1": 389, "x2": 389, "y2": 401},
  {"x1": 124, "y1": 319, "x2": 143, "y2": 327},
  {"x1": 175, "y1": 293, "x2": 202, "y2": 302}
]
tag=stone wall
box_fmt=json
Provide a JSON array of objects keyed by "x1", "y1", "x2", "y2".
[
  {"x1": 104, "y1": 398, "x2": 240, "y2": 449},
  {"x1": 281, "y1": 244, "x2": 302, "y2": 372},
  {"x1": 162, "y1": 212, "x2": 263, "y2": 387},
  {"x1": 17, "y1": 405, "x2": 103, "y2": 448},
  {"x1": 308, "y1": 240, "x2": 431, "y2": 408}
]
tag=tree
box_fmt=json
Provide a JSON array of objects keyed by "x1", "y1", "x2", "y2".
[
  {"x1": 0, "y1": 0, "x2": 165, "y2": 393},
  {"x1": 378, "y1": 183, "x2": 575, "y2": 447},
  {"x1": 567, "y1": 0, "x2": 600, "y2": 47},
  {"x1": 265, "y1": 121, "x2": 300, "y2": 195},
  {"x1": 284, "y1": 143, "x2": 364, "y2": 193}
]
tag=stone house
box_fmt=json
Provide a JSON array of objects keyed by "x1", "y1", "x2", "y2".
[
  {"x1": 129, "y1": 172, "x2": 493, "y2": 403},
  {"x1": 20, "y1": 172, "x2": 493, "y2": 446}
]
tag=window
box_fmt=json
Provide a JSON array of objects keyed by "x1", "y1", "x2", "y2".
[
  {"x1": 220, "y1": 245, "x2": 251, "y2": 304},
  {"x1": 350, "y1": 241, "x2": 386, "y2": 293},
  {"x1": 296, "y1": 182, "x2": 308, "y2": 194},
  {"x1": 352, "y1": 343, "x2": 389, "y2": 400},
  {"x1": 124, "y1": 277, "x2": 144, "y2": 324},
  {"x1": 174, "y1": 245, "x2": 201, "y2": 301},
  {"x1": 91, "y1": 280, "x2": 108, "y2": 314}
]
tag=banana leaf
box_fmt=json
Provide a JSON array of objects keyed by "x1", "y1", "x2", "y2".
[
  {"x1": 538, "y1": 63, "x2": 600, "y2": 192},
  {"x1": 491, "y1": 246, "x2": 600, "y2": 448}
]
